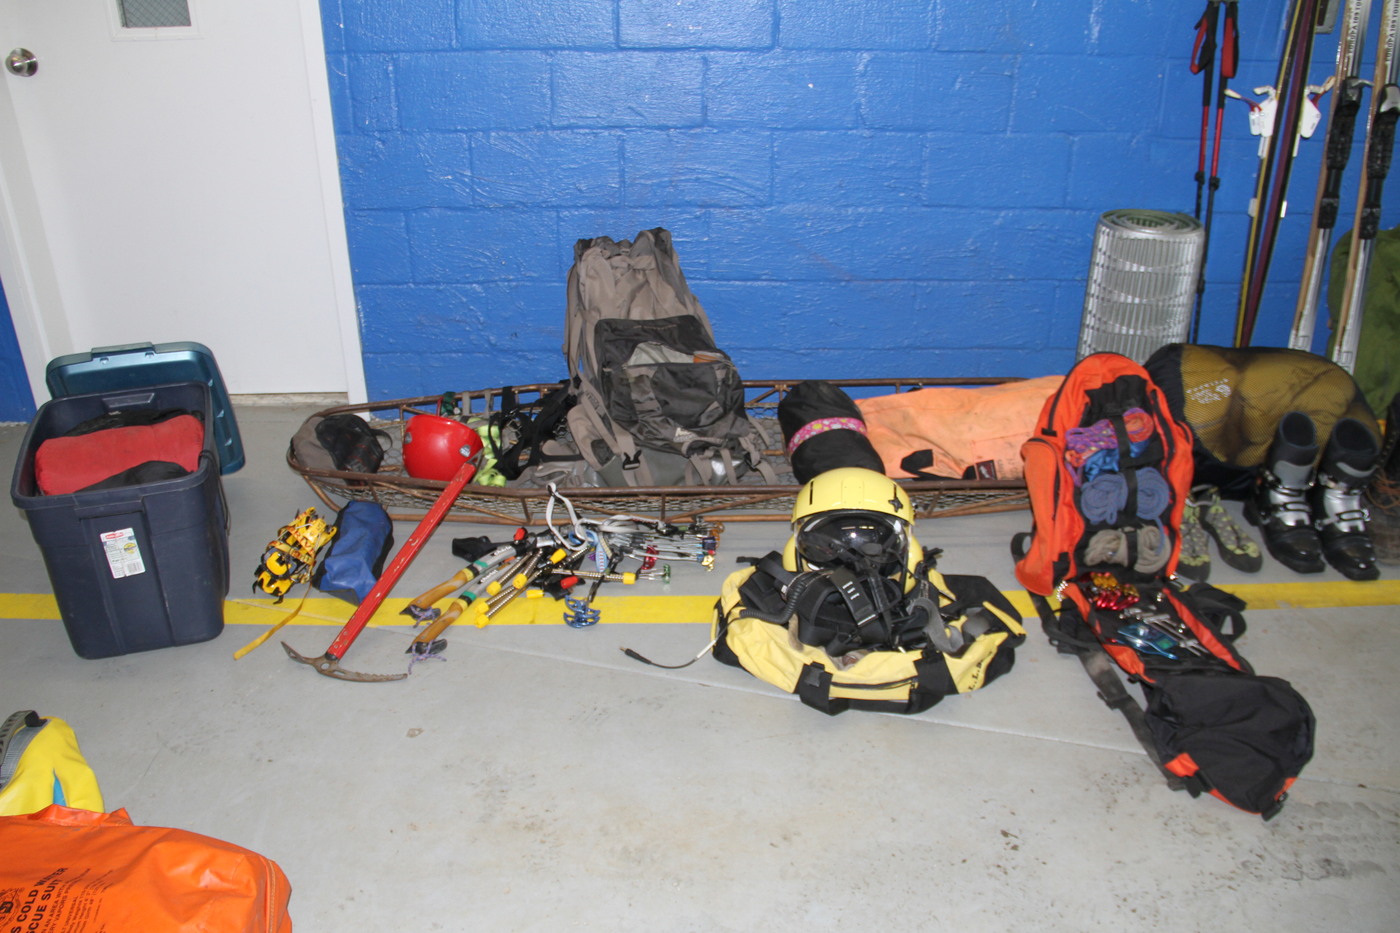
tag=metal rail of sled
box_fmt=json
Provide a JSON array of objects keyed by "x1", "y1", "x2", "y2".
[{"x1": 286, "y1": 377, "x2": 1034, "y2": 526}]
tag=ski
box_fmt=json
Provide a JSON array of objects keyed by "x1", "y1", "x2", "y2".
[
  {"x1": 1332, "y1": 0, "x2": 1400, "y2": 372},
  {"x1": 1190, "y1": 0, "x2": 1241, "y2": 343},
  {"x1": 1235, "y1": 0, "x2": 1326, "y2": 347},
  {"x1": 1290, "y1": 0, "x2": 1374, "y2": 352}
]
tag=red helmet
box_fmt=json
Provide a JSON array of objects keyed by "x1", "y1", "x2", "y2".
[{"x1": 402, "y1": 414, "x2": 483, "y2": 481}]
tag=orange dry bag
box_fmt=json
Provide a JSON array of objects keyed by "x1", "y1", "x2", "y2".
[{"x1": 0, "y1": 805, "x2": 292, "y2": 932}]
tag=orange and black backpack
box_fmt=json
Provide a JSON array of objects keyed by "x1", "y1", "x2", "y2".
[
  {"x1": 1012, "y1": 353, "x2": 1315, "y2": 819},
  {"x1": 1014, "y1": 352, "x2": 1196, "y2": 593}
]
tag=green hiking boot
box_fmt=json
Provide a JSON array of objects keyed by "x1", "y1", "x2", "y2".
[
  {"x1": 1178, "y1": 497, "x2": 1212, "y2": 581},
  {"x1": 1193, "y1": 485, "x2": 1264, "y2": 573}
]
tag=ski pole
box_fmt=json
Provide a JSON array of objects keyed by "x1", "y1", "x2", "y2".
[
  {"x1": 1191, "y1": 0, "x2": 1240, "y2": 343},
  {"x1": 1192, "y1": 1, "x2": 1224, "y2": 221}
]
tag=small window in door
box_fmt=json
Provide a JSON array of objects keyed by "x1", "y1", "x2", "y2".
[{"x1": 119, "y1": 0, "x2": 192, "y2": 29}]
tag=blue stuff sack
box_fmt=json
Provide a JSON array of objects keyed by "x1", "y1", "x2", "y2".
[{"x1": 312, "y1": 501, "x2": 393, "y2": 604}]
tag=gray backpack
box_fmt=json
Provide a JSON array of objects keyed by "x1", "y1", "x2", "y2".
[{"x1": 563, "y1": 228, "x2": 778, "y2": 487}]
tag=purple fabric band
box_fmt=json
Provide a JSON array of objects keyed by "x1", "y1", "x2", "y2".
[{"x1": 787, "y1": 417, "x2": 867, "y2": 454}]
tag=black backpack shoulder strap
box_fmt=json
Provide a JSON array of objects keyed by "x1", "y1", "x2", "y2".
[
  {"x1": 491, "y1": 381, "x2": 574, "y2": 480},
  {"x1": 1026, "y1": 590, "x2": 1195, "y2": 795},
  {"x1": 1179, "y1": 581, "x2": 1248, "y2": 642}
]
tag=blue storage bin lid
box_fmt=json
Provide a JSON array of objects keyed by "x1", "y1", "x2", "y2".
[{"x1": 45, "y1": 342, "x2": 245, "y2": 474}]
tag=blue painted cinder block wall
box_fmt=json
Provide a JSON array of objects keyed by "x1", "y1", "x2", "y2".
[
  {"x1": 319, "y1": 0, "x2": 1378, "y2": 403},
  {"x1": 0, "y1": 279, "x2": 34, "y2": 421}
]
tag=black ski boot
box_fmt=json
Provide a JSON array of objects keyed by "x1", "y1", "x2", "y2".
[
  {"x1": 1310, "y1": 417, "x2": 1381, "y2": 581},
  {"x1": 1364, "y1": 391, "x2": 1400, "y2": 566},
  {"x1": 1245, "y1": 411, "x2": 1323, "y2": 573}
]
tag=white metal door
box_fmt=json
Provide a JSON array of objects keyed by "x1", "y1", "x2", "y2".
[{"x1": 0, "y1": 0, "x2": 364, "y2": 401}]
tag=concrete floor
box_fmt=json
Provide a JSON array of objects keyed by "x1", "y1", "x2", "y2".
[{"x1": 3, "y1": 401, "x2": 1398, "y2": 932}]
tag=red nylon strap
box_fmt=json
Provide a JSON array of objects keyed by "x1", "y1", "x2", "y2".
[{"x1": 1191, "y1": 3, "x2": 1218, "y2": 76}]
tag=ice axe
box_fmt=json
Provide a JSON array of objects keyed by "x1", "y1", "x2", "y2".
[{"x1": 284, "y1": 417, "x2": 482, "y2": 681}]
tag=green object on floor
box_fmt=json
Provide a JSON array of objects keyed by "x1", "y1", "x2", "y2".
[
  {"x1": 1179, "y1": 498, "x2": 1212, "y2": 582},
  {"x1": 1194, "y1": 485, "x2": 1264, "y2": 573}
]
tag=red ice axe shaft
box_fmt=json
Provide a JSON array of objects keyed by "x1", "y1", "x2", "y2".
[{"x1": 283, "y1": 458, "x2": 477, "y2": 681}]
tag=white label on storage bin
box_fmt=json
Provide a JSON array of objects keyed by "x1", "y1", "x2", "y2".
[{"x1": 100, "y1": 528, "x2": 146, "y2": 578}]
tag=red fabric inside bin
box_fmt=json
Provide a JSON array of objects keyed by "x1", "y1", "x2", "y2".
[{"x1": 35, "y1": 415, "x2": 205, "y2": 494}]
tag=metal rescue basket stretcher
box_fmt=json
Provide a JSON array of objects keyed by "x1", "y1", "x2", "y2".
[{"x1": 287, "y1": 378, "x2": 1033, "y2": 526}]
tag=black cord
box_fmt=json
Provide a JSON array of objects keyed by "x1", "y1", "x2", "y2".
[
  {"x1": 621, "y1": 648, "x2": 701, "y2": 669},
  {"x1": 620, "y1": 634, "x2": 718, "y2": 670}
]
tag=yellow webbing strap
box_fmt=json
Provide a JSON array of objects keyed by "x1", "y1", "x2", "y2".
[{"x1": 233, "y1": 581, "x2": 318, "y2": 660}]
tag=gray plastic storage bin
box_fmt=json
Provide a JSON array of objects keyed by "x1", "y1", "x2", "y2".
[{"x1": 10, "y1": 382, "x2": 230, "y2": 659}]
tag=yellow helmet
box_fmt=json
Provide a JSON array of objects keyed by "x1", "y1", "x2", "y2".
[
  {"x1": 791, "y1": 467, "x2": 912, "y2": 525},
  {"x1": 785, "y1": 468, "x2": 923, "y2": 579}
]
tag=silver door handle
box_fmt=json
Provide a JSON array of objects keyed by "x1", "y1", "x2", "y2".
[{"x1": 5, "y1": 49, "x2": 38, "y2": 78}]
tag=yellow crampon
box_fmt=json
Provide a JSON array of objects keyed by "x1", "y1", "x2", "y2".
[{"x1": 253, "y1": 507, "x2": 337, "y2": 601}]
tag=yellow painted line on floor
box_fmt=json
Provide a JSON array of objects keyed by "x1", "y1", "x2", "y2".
[
  {"x1": 2, "y1": 580, "x2": 1398, "y2": 629},
  {"x1": 218, "y1": 595, "x2": 721, "y2": 628},
  {"x1": 0, "y1": 593, "x2": 60, "y2": 619},
  {"x1": 1212, "y1": 579, "x2": 1400, "y2": 610},
  {"x1": 0, "y1": 593, "x2": 720, "y2": 628}
]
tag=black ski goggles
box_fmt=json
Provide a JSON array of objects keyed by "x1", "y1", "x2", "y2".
[{"x1": 794, "y1": 511, "x2": 907, "y2": 576}]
